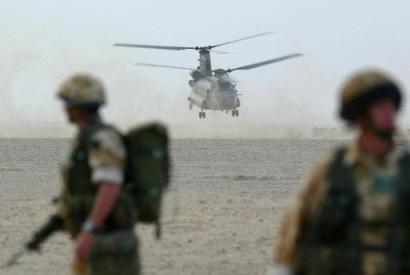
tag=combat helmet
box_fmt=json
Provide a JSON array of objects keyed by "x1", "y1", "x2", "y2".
[
  {"x1": 339, "y1": 69, "x2": 402, "y2": 121},
  {"x1": 57, "y1": 73, "x2": 106, "y2": 107}
]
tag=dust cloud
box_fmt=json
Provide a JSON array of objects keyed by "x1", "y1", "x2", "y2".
[{"x1": 0, "y1": 43, "x2": 345, "y2": 139}]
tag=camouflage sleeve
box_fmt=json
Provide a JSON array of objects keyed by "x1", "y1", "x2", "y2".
[
  {"x1": 88, "y1": 128, "x2": 125, "y2": 185},
  {"x1": 274, "y1": 158, "x2": 330, "y2": 265}
]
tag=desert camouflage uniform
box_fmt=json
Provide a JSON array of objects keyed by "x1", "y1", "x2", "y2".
[
  {"x1": 275, "y1": 141, "x2": 410, "y2": 275},
  {"x1": 59, "y1": 115, "x2": 139, "y2": 275}
]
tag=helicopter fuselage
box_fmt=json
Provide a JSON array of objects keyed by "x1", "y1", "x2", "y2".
[{"x1": 188, "y1": 76, "x2": 240, "y2": 111}]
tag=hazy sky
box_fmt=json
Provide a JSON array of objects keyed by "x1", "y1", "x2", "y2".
[{"x1": 1, "y1": 0, "x2": 410, "y2": 138}]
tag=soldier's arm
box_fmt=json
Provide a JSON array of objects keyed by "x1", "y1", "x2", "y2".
[
  {"x1": 75, "y1": 183, "x2": 121, "y2": 263},
  {"x1": 274, "y1": 160, "x2": 329, "y2": 265},
  {"x1": 75, "y1": 129, "x2": 125, "y2": 262},
  {"x1": 84, "y1": 129, "x2": 126, "y2": 230},
  {"x1": 87, "y1": 182, "x2": 120, "y2": 228}
]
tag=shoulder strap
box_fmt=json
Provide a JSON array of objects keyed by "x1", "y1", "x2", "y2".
[{"x1": 326, "y1": 146, "x2": 355, "y2": 194}]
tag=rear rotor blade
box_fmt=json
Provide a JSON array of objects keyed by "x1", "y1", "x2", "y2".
[
  {"x1": 114, "y1": 43, "x2": 196, "y2": 51},
  {"x1": 134, "y1": 63, "x2": 194, "y2": 70},
  {"x1": 210, "y1": 31, "x2": 274, "y2": 49},
  {"x1": 227, "y1": 53, "x2": 303, "y2": 72}
]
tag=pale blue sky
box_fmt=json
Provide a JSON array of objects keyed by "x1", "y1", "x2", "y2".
[{"x1": 1, "y1": 0, "x2": 410, "y2": 137}]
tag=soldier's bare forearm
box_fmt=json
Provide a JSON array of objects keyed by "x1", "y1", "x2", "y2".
[{"x1": 87, "y1": 182, "x2": 120, "y2": 228}]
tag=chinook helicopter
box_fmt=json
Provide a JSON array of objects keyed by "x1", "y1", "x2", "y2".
[{"x1": 114, "y1": 32, "x2": 302, "y2": 119}]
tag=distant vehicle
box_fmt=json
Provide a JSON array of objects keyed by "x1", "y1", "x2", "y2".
[{"x1": 114, "y1": 32, "x2": 302, "y2": 119}]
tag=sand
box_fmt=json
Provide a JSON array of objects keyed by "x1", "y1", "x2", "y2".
[{"x1": 0, "y1": 138, "x2": 341, "y2": 275}]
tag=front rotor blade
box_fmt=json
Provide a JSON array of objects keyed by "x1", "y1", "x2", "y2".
[
  {"x1": 210, "y1": 31, "x2": 274, "y2": 49},
  {"x1": 114, "y1": 43, "x2": 196, "y2": 51},
  {"x1": 134, "y1": 63, "x2": 194, "y2": 70},
  {"x1": 211, "y1": 49, "x2": 230, "y2": 54},
  {"x1": 228, "y1": 53, "x2": 303, "y2": 72}
]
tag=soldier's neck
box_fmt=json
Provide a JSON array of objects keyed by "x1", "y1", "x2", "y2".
[{"x1": 76, "y1": 113, "x2": 101, "y2": 128}]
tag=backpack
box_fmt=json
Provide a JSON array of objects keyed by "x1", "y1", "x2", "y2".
[{"x1": 123, "y1": 122, "x2": 170, "y2": 238}]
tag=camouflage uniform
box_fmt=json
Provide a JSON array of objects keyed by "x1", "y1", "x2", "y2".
[
  {"x1": 275, "y1": 142, "x2": 410, "y2": 275},
  {"x1": 57, "y1": 74, "x2": 139, "y2": 275},
  {"x1": 275, "y1": 70, "x2": 409, "y2": 275}
]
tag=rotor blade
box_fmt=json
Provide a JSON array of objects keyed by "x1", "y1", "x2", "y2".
[
  {"x1": 211, "y1": 49, "x2": 230, "y2": 54},
  {"x1": 210, "y1": 31, "x2": 274, "y2": 49},
  {"x1": 134, "y1": 63, "x2": 194, "y2": 70},
  {"x1": 227, "y1": 53, "x2": 303, "y2": 72},
  {"x1": 114, "y1": 43, "x2": 196, "y2": 51}
]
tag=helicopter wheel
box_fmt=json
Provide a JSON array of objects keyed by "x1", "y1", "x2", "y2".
[
  {"x1": 199, "y1": 111, "x2": 206, "y2": 119},
  {"x1": 189, "y1": 102, "x2": 193, "y2": 110},
  {"x1": 232, "y1": 110, "x2": 239, "y2": 117}
]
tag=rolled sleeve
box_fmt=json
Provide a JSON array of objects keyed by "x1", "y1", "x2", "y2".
[
  {"x1": 89, "y1": 128, "x2": 125, "y2": 185},
  {"x1": 92, "y1": 167, "x2": 123, "y2": 184}
]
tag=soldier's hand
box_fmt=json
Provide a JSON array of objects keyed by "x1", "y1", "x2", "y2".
[{"x1": 75, "y1": 231, "x2": 93, "y2": 262}]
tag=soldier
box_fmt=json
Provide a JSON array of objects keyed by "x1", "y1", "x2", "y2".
[
  {"x1": 273, "y1": 69, "x2": 410, "y2": 275},
  {"x1": 57, "y1": 74, "x2": 138, "y2": 275}
]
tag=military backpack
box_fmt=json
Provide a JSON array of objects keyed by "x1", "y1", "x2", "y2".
[{"x1": 123, "y1": 122, "x2": 170, "y2": 238}]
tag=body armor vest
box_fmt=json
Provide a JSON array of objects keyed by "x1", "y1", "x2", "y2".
[
  {"x1": 295, "y1": 147, "x2": 410, "y2": 275},
  {"x1": 62, "y1": 117, "x2": 134, "y2": 238}
]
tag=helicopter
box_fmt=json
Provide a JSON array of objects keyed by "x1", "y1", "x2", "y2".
[{"x1": 114, "y1": 32, "x2": 302, "y2": 119}]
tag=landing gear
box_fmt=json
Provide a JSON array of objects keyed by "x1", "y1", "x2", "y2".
[
  {"x1": 199, "y1": 111, "x2": 206, "y2": 119},
  {"x1": 231, "y1": 109, "x2": 239, "y2": 117},
  {"x1": 189, "y1": 102, "x2": 193, "y2": 110}
]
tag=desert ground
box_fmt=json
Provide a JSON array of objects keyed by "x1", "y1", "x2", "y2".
[{"x1": 0, "y1": 138, "x2": 341, "y2": 275}]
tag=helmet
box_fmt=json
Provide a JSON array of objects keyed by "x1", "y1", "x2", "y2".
[
  {"x1": 339, "y1": 69, "x2": 402, "y2": 121},
  {"x1": 57, "y1": 73, "x2": 106, "y2": 107}
]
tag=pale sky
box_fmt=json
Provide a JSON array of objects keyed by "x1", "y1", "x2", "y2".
[{"x1": 1, "y1": 0, "x2": 410, "y2": 138}]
